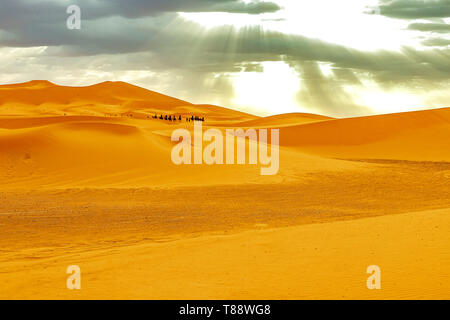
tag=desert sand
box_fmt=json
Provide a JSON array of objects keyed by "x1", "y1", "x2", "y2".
[{"x1": 0, "y1": 80, "x2": 449, "y2": 299}]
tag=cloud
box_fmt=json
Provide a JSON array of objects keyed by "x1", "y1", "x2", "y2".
[
  {"x1": 408, "y1": 22, "x2": 450, "y2": 33},
  {"x1": 291, "y1": 61, "x2": 371, "y2": 117},
  {"x1": 89, "y1": 0, "x2": 281, "y2": 17},
  {"x1": 2, "y1": 1, "x2": 448, "y2": 85},
  {"x1": 0, "y1": 0, "x2": 281, "y2": 26},
  {"x1": 377, "y1": 0, "x2": 450, "y2": 20},
  {"x1": 188, "y1": 26, "x2": 450, "y2": 84},
  {"x1": 0, "y1": 0, "x2": 449, "y2": 116},
  {"x1": 373, "y1": 1, "x2": 450, "y2": 51},
  {"x1": 2, "y1": 14, "x2": 449, "y2": 93},
  {"x1": 422, "y1": 37, "x2": 450, "y2": 46}
]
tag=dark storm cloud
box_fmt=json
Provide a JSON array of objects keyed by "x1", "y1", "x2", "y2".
[
  {"x1": 0, "y1": 0, "x2": 280, "y2": 26},
  {"x1": 377, "y1": 0, "x2": 450, "y2": 19},
  {"x1": 3, "y1": 14, "x2": 448, "y2": 85},
  {"x1": 1, "y1": 0, "x2": 447, "y2": 83},
  {"x1": 0, "y1": 0, "x2": 279, "y2": 49}
]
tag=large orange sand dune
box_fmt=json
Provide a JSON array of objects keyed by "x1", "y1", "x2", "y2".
[
  {"x1": 0, "y1": 80, "x2": 449, "y2": 188},
  {"x1": 0, "y1": 80, "x2": 449, "y2": 299}
]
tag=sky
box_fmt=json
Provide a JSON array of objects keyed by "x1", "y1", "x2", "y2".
[{"x1": 0, "y1": 0, "x2": 449, "y2": 117}]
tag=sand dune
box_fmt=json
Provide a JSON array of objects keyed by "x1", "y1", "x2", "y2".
[
  {"x1": 228, "y1": 112, "x2": 334, "y2": 127},
  {"x1": 0, "y1": 80, "x2": 448, "y2": 188},
  {"x1": 0, "y1": 116, "x2": 360, "y2": 189},
  {"x1": 1, "y1": 80, "x2": 448, "y2": 189},
  {"x1": 0, "y1": 81, "x2": 358, "y2": 189},
  {"x1": 280, "y1": 108, "x2": 450, "y2": 161},
  {"x1": 0, "y1": 80, "x2": 190, "y2": 109},
  {"x1": 0, "y1": 80, "x2": 449, "y2": 299},
  {"x1": 0, "y1": 81, "x2": 257, "y2": 121}
]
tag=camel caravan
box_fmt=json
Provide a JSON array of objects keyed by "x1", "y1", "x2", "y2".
[
  {"x1": 103, "y1": 112, "x2": 205, "y2": 123},
  {"x1": 151, "y1": 114, "x2": 205, "y2": 123}
]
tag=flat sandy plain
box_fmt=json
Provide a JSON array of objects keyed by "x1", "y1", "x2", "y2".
[{"x1": 0, "y1": 81, "x2": 449, "y2": 299}]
